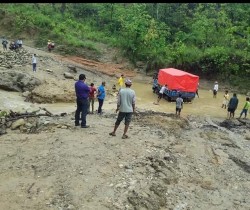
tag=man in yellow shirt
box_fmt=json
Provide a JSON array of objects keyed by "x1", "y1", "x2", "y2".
[
  {"x1": 239, "y1": 97, "x2": 250, "y2": 119},
  {"x1": 117, "y1": 74, "x2": 124, "y2": 92}
]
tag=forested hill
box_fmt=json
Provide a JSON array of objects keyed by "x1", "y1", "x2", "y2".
[{"x1": 0, "y1": 3, "x2": 249, "y2": 86}]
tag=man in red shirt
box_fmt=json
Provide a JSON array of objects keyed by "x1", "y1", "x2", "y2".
[{"x1": 88, "y1": 83, "x2": 97, "y2": 114}]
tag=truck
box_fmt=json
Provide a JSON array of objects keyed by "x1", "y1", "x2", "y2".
[{"x1": 153, "y1": 68, "x2": 199, "y2": 102}]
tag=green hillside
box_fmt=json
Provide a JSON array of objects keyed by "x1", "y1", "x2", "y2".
[{"x1": 0, "y1": 3, "x2": 249, "y2": 92}]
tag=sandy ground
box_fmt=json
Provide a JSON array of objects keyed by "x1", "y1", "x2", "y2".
[{"x1": 0, "y1": 44, "x2": 250, "y2": 210}]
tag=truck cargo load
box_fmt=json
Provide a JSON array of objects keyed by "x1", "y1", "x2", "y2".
[
  {"x1": 158, "y1": 68, "x2": 199, "y2": 92},
  {"x1": 155, "y1": 68, "x2": 199, "y2": 102}
]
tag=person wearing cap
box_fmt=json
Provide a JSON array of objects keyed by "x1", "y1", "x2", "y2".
[
  {"x1": 109, "y1": 78, "x2": 136, "y2": 139},
  {"x1": 213, "y1": 81, "x2": 219, "y2": 98},
  {"x1": 74, "y1": 74, "x2": 90, "y2": 128}
]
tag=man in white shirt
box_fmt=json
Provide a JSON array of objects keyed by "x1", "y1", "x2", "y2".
[
  {"x1": 32, "y1": 54, "x2": 37, "y2": 72},
  {"x1": 109, "y1": 79, "x2": 136, "y2": 139},
  {"x1": 154, "y1": 84, "x2": 168, "y2": 105},
  {"x1": 213, "y1": 81, "x2": 219, "y2": 98}
]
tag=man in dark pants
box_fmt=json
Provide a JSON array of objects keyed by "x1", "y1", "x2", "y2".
[
  {"x1": 227, "y1": 93, "x2": 239, "y2": 119},
  {"x1": 109, "y1": 79, "x2": 136, "y2": 139},
  {"x1": 74, "y1": 74, "x2": 90, "y2": 128},
  {"x1": 97, "y1": 81, "x2": 106, "y2": 114}
]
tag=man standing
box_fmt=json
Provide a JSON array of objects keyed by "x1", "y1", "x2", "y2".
[
  {"x1": 176, "y1": 93, "x2": 183, "y2": 117},
  {"x1": 75, "y1": 74, "x2": 90, "y2": 128},
  {"x1": 97, "y1": 81, "x2": 106, "y2": 114},
  {"x1": 109, "y1": 79, "x2": 136, "y2": 139},
  {"x1": 227, "y1": 93, "x2": 239, "y2": 119},
  {"x1": 239, "y1": 97, "x2": 250, "y2": 119},
  {"x1": 213, "y1": 81, "x2": 219, "y2": 98},
  {"x1": 32, "y1": 54, "x2": 37, "y2": 72},
  {"x1": 88, "y1": 83, "x2": 97, "y2": 114},
  {"x1": 117, "y1": 74, "x2": 125, "y2": 92}
]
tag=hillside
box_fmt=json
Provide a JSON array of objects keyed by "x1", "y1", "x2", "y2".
[{"x1": 0, "y1": 4, "x2": 250, "y2": 210}]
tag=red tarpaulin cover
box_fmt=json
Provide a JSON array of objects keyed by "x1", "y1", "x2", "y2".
[{"x1": 158, "y1": 68, "x2": 199, "y2": 92}]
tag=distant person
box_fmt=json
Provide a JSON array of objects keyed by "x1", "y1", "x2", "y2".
[
  {"x1": 227, "y1": 93, "x2": 239, "y2": 119},
  {"x1": 88, "y1": 83, "x2": 97, "y2": 114},
  {"x1": 154, "y1": 84, "x2": 168, "y2": 105},
  {"x1": 18, "y1": 39, "x2": 22, "y2": 48},
  {"x1": 176, "y1": 93, "x2": 183, "y2": 117},
  {"x1": 221, "y1": 90, "x2": 229, "y2": 109},
  {"x1": 117, "y1": 74, "x2": 125, "y2": 92},
  {"x1": 97, "y1": 81, "x2": 106, "y2": 114},
  {"x1": 51, "y1": 41, "x2": 55, "y2": 49},
  {"x1": 74, "y1": 74, "x2": 90, "y2": 128},
  {"x1": 2, "y1": 38, "x2": 8, "y2": 51},
  {"x1": 239, "y1": 97, "x2": 250, "y2": 119},
  {"x1": 213, "y1": 81, "x2": 219, "y2": 98},
  {"x1": 112, "y1": 84, "x2": 117, "y2": 92},
  {"x1": 152, "y1": 77, "x2": 158, "y2": 93},
  {"x1": 109, "y1": 79, "x2": 136, "y2": 139},
  {"x1": 32, "y1": 54, "x2": 37, "y2": 72},
  {"x1": 48, "y1": 40, "x2": 52, "y2": 52}
]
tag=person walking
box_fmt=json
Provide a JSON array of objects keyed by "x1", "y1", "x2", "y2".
[
  {"x1": 74, "y1": 74, "x2": 90, "y2": 128},
  {"x1": 109, "y1": 79, "x2": 136, "y2": 139},
  {"x1": 221, "y1": 90, "x2": 229, "y2": 109},
  {"x1": 213, "y1": 81, "x2": 219, "y2": 98},
  {"x1": 154, "y1": 84, "x2": 168, "y2": 105},
  {"x1": 88, "y1": 83, "x2": 97, "y2": 114},
  {"x1": 32, "y1": 54, "x2": 37, "y2": 72},
  {"x1": 176, "y1": 93, "x2": 183, "y2": 117},
  {"x1": 239, "y1": 97, "x2": 250, "y2": 119},
  {"x1": 97, "y1": 81, "x2": 106, "y2": 114},
  {"x1": 227, "y1": 93, "x2": 239, "y2": 119}
]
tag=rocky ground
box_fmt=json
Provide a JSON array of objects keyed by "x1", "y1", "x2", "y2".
[{"x1": 0, "y1": 44, "x2": 250, "y2": 210}]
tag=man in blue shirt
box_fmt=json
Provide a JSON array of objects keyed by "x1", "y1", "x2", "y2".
[
  {"x1": 75, "y1": 74, "x2": 90, "y2": 128},
  {"x1": 227, "y1": 93, "x2": 239, "y2": 119},
  {"x1": 97, "y1": 81, "x2": 106, "y2": 114}
]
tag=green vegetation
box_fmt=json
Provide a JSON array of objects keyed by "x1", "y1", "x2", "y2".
[{"x1": 0, "y1": 3, "x2": 249, "y2": 91}]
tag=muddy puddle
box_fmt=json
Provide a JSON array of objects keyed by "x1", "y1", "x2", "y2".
[{"x1": 0, "y1": 81, "x2": 247, "y2": 119}]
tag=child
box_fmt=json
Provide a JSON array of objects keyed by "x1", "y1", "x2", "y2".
[
  {"x1": 176, "y1": 93, "x2": 183, "y2": 117},
  {"x1": 239, "y1": 97, "x2": 250, "y2": 119},
  {"x1": 221, "y1": 90, "x2": 229, "y2": 109}
]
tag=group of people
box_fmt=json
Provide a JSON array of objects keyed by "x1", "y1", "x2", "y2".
[
  {"x1": 221, "y1": 89, "x2": 250, "y2": 119},
  {"x1": 152, "y1": 78, "x2": 249, "y2": 119},
  {"x1": 1, "y1": 37, "x2": 23, "y2": 51},
  {"x1": 74, "y1": 73, "x2": 136, "y2": 139},
  {"x1": 47, "y1": 40, "x2": 55, "y2": 52},
  {"x1": 213, "y1": 81, "x2": 249, "y2": 119}
]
